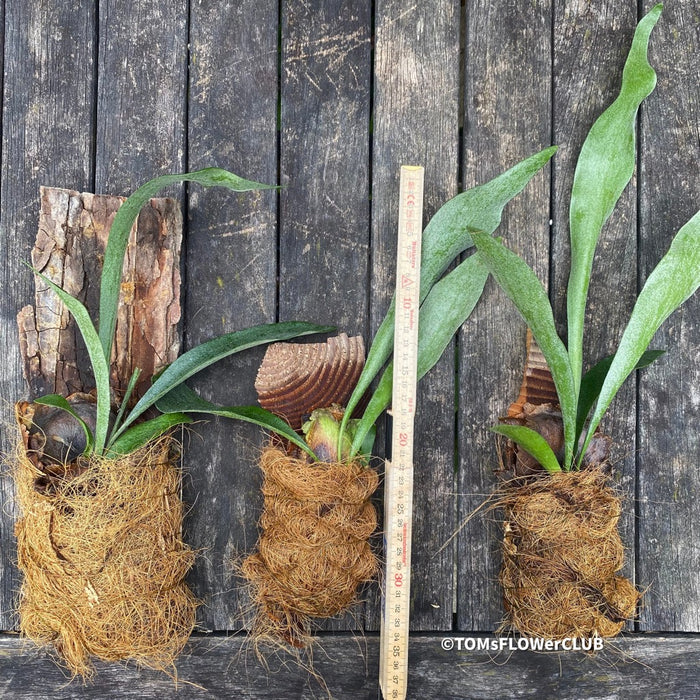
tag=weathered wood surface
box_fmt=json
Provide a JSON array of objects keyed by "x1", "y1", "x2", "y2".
[
  {"x1": 185, "y1": 0, "x2": 278, "y2": 631},
  {"x1": 0, "y1": 0, "x2": 698, "y2": 696},
  {"x1": 95, "y1": 1, "x2": 188, "y2": 194},
  {"x1": 0, "y1": 633, "x2": 698, "y2": 699},
  {"x1": 0, "y1": 0, "x2": 97, "y2": 633},
  {"x1": 371, "y1": 0, "x2": 461, "y2": 633},
  {"x1": 457, "y1": 0, "x2": 552, "y2": 632},
  {"x1": 279, "y1": 0, "x2": 372, "y2": 634},
  {"x1": 637, "y1": 2, "x2": 699, "y2": 631}
]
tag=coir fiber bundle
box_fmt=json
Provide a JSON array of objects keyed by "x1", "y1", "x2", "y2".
[
  {"x1": 241, "y1": 445, "x2": 379, "y2": 649},
  {"x1": 498, "y1": 467, "x2": 639, "y2": 640},
  {"x1": 13, "y1": 420, "x2": 197, "y2": 677}
]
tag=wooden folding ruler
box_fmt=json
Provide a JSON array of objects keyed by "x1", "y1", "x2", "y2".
[{"x1": 379, "y1": 165, "x2": 424, "y2": 700}]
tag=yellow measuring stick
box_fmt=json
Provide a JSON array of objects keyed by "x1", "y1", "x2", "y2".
[{"x1": 379, "y1": 165, "x2": 424, "y2": 700}]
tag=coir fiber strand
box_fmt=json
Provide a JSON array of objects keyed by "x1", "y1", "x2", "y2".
[{"x1": 497, "y1": 468, "x2": 640, "y2": 640}]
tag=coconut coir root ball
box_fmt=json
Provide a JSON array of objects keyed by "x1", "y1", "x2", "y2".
[
  {"x1": 498, "y1": 468, "x2": 640, "y2": 639},
  {"x1": 13, "y1": 430, "x2": 198, "y2": 677},
  {"x1": 242, "y1": 446, "x2": 379, "y2": 649}
]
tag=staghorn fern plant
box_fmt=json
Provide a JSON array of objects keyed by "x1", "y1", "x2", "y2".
[
  {"x1": 14, "y1": 167, "x2": 337, "y2": 677},
  {"x1": 157, "y1": 146, "x2": 559, "y2": 463},
  {"x1": 472, "y1": 4, "x2": 700, "y2": 473},
  {"x1": 464, "y1": 6, "x2": 700, "y2": 643},
  {"x1": 152, "y1": 146, "x2": 562, "y2": 651},
  {"x1": 27, "y1": 168, "x2": 332, "y2": 463}
]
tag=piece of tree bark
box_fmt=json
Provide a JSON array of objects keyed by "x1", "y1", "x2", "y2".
[
  {"x1": 507, "y1": 329, "x2": 558, "y2": 418},
  {"x1": 16, "y1": 186, "x2": 182, "y2": 402},
  {"x1": 255, "y1": 333, "x2": 365, "y2": 430}
]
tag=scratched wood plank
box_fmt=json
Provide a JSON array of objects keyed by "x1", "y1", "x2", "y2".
[
  {"x1": 278, "y1": 0, "x2": 372, "y2": 632},
  {"x1": 0, "y1": 0, "x2": 96, "y2": 632},
  {"x1": 456, "y1": 0, "x2": 553, "y2": 631},
  {"x1": 278, "y1": 0, "x2": 371, "y2": 336},
  {"x1": 637, "y1": 0, "x2": 700, "y2": 632},
  {"x1": 184, "y1": 0, "x2": 279, "y2": 631},
  {"x1": 368, "y1": 0, "x2": 462, "y2": 633},
  {"x1": 94, "y1": 0, "x2": 187, "y2": 193},
  {"x1": 0, "y1": 5, "x2": 698, "y2": 695},
  {"x1": 549, "y1": 1, "x2": 640, "y2": 622},
  {"x1": 0, "y1": 634, "x2": 699, "y2": 698}
]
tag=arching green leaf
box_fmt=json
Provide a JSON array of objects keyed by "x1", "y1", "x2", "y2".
[
  {"x1": 567, "y1": 5, "x2": 662, "y2": 390},
  {"x1": 99, "y1": 168, "x2": 276, "y2": 364},
  {"x1": 582, "y1": 209, "x2": 700, "y2": 460},
  {"x1": 155, "y1": 382, "x2": 316, "y2": 459},
  {"x1": 471, "y1": 233, "x2": 577, "y2": 469},
  {"x1": 340, "y1": 146, "x2": 557, "y2": 444},
  {"x1": 31, "y1": 268, "x2": 112, "y2": 454},
  {"x1": 108, "y1": 321, "x2": 333, "y2": 445},
  {"x1": 490, "y1": 424, "x2": 562, "y2": 473},
  {"x1": 349, "y1": 253, "x2": 489, "y2": 457},
  {"x1": 106, "y1": 413, "x2": 192, "y2": 457}
]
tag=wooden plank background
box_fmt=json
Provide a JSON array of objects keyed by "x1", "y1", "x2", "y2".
[
  {"x1": 1, "y1": 634, "x2": 699, "y2": 699},
  {"x1": 0, "y1": 0, "x2": 697, "y2": 696}
]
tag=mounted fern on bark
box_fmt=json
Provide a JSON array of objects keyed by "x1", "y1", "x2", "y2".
[
  {"x1": 12, "y1": 170, "x2": 328, "y2": 677},
  {"x1": 472, "y1": 5, "x2": 700, "y2": 639}
]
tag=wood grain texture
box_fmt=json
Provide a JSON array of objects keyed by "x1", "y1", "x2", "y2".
[
  {"x1": 0, "y1": 633, "x2": 698, "y2": 699},
  {"x1": 279, "y1": 0, "x2": 372, "y2": 633},
  {"x1": 0, "y1": 0, "x2": 698, "y2": 688},
  {"x1": 550, "y1": 1, "x2": 640, "y2": 606},
  {"x1": 17, "y1": 188, "x2": 182, "y2": 401},
  {"x1": 0, "y1": 0, "x2": 96, "y2": 632},
  {"x1": 279, "y1": 0, "x2": 371, "y2": 336},
  {"x1": 637, "y1": 1, "x2": 700, "y2": 632},
  {"x1": 94, "y1": 0, "x2": 187, "y2": 193},
  {"x1": 184, "y1": 0, "x2": 279, "y2": 631},
  {"x1": 369, "y1": 0, "x2": 462, "y2": 633},
  {"x1": 457, "y1": 0, "x2": 553, "y2": 631}
]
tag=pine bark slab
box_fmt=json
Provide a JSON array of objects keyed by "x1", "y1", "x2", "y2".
[{"x1": 16, "y1": 187, "x2": 182, "y2": 401}]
